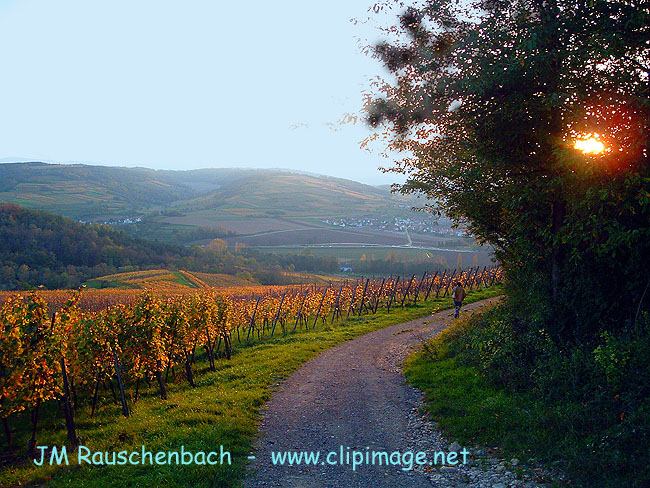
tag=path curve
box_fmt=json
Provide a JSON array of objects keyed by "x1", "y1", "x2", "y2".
[{"x1": 244, "y1": 297, "x2": 505, "y2": 488}]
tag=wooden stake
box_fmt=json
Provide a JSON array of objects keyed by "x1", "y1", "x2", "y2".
[
  {"x1": 331, "y1": 285, "x2": 344, "y2": 323},
  {"x1": 346, "y1": 282, "x2": 358, "y2": 320},
  {"x1": 270, "y1": 292, "x2": 286, "y2": 338},
  {"x1": 246, "y1": 296, "x2": 261, "y2": 344},
  {"x1": 59, "y1": 358, "x2": 78, "y2": 447},
  {"x1": 435, "y1": 270, "x2": 448, "y2": 298},
  {"x1": 425, "y1": 271, "x2": 439, "y2": 301},
  {"x1": 413, "y1": 271, "x2": 428, "y2": 305},
  {"x1": 373, "y1": 278, "x2": 386, "y2": 313},
  {"x1": 357, "y1": 279, "x2": 369, "y2": 317},
  {"x1": 401, "y1": 274, "x2": 416, "y2": 307},
  {"x1": 387, "y1": 276, "x2": 400, "y2": 313},
  {"x1": 312, "y1": 287, "x2": 329, "y2": 329},
  {"x1": 294, "y1": 291, "x2": 308, "y2": 331},
  {"x1": 112, "y1": 349, "x2": 130, "y2": 417},
  {"x1": 443, "y1": 269, "x2": 457, "y2": 297}
]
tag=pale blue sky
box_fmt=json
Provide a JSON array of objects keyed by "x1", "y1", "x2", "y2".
[{"x1": 0, "y1": 0, "x2": 404, "y2": 184}]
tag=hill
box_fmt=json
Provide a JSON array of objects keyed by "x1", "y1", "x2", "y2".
[
  {"x1": 0, "y1": 163, "x2": 405, "y2": 222},
  {"x1": 164, "y1": 169, "x2": 394, "y2": 217},
  {"x1": 0, "y1": 203, "x2": 271, "y2": 290},
  {"x1": 0, "y1": 162, "x2": 486, "y2": 263},
  {"x1": 0, "y1": 162, "x2": 193, "y2": 221},
  {"x1": 0, "y1": 163, "x2": 433, "y2": 245},
  {"x1": 84, "y1": 268, "x2": 338, "y2": 291}
]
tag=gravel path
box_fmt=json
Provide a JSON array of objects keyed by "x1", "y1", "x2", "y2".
[{"x1": 244, "y1": 297, "x2": 560, "y2": 488}]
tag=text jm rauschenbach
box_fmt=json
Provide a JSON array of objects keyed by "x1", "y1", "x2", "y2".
[{"x1": 34, "y1": 445, "x2": 231, "y2": 466}]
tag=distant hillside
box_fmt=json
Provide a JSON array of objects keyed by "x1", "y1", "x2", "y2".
[
  {"x1": 0, "y1": 162, "x2": 406, "y2": 221},
  {"x1": 0, "y1": 162, "x2": 424, "y2": 246},
  {"x1": 0, "y1": 162, "x2": 193, "y2": 220},
  {"x1": 167, "y1": 170, "x2": 395, "y2": 217},
  {"x1": 0, "y1": 203, "x2": 272, "y2": 290}
]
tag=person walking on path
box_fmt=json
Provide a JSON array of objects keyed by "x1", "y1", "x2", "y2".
[{"x1": 452, "y1": 281, "x2": 466, "y2": 318}]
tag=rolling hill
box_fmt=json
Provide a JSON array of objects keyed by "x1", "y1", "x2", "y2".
[
  {"x1": 0, "y1": 162, "x2": 486, "y2": 260},
  {"x1": 0, "y1": 163, "x2": 406, "y2": 222},
  {"x1": 84, "y1": 269, "x2": 257, "y2": 290},
  {"x1": 0, "y1": 162, "x2": 193, "y2": 220},
  {"x1": 0, "y1": 162, "x2": 430, "y2": 245}
]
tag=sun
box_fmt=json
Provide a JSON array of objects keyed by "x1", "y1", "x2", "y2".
[{"x1": 574, "y1": 134, "x2": 605, "y2": 154}]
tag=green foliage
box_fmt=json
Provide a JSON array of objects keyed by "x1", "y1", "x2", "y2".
[
  {"x1": 369, "y1": 0, "x2": 650, "y2": 341},
  {"x1": 408, "y1": 304, "x2": 650, "y2": 486},
  {"x1": 246, "y1": 250, "x2": 340, "y2": 276},
  {"x1": 344, "y1": 255, "x2": 446, "y2": 276}
]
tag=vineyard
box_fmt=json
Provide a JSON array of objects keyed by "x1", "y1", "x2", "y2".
[
  {"x1": 0, "y1": 279, "x2": 344, "y2": 314},
  {"x1": 0, "y1": 265, "x2": 502, "y2": 458}
]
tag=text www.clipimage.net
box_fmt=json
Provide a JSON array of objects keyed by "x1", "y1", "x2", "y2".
[{"x1": 268, "y1": 446, "x2": 470, "y2": 472}]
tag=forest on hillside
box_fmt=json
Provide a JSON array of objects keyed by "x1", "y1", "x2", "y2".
[{"x1": 0, "y1": 203, "x2": 340, "y2": 289}]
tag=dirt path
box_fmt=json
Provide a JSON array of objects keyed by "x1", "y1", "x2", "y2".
[{"x1": 243, "y1": 297, "x2": 502, "y2": 488}]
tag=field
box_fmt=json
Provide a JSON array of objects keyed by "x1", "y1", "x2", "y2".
[
  {"x1": 85, "y1": 268, "x2": 342, "y2": 291},
  {"x1": 258, "y1": 245, "x2": 495, "y2": 267},
  {"x1": 84, "y1": 269, "x2": 257, "y2": 291},
  {"x1": 226, "y1": 227, "x2": 409, "y2": 247}
]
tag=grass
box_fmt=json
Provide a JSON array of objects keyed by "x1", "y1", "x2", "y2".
[
  {"x1": 404, "y1": 353, "x2": 544, "y2": 456},
  {"x1": 403, "y1": 309, "x2": 550, "y2": 452},
  {"x1": 0, "y1": 286, "x2": 502, "y2": 488},
  {"x1": 170, "y1": 271, "x2": 199, "y2": 288},
  {"x1": 402, "y1": 307, "x2": 623, "y2": 487}
]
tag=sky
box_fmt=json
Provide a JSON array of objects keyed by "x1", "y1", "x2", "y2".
[{"x1": 0, "y1": 0, "x2": 406, "y2": 185}]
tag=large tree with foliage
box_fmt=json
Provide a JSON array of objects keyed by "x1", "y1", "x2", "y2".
[{"x1": 368, "y1": 0, "x2": 650, "y2": 340}]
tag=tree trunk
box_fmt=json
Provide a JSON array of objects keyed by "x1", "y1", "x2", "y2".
[
  {"x1": 59, "y1": 358, "x2": 78, "y2": 447},
  {"x1": 91, "y1": 372, "x2": 101, "y2": 417},
  {"x1": 551, "y1": 198, "x2": 565, "y2": 299},
  {"x1": 224, "y1": 335, "x2": 232, "y2": 360}
]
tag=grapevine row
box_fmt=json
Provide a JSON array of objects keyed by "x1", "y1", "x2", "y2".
[{"x1": 0, "y1": 265, "x2": 502, "y2": 453}]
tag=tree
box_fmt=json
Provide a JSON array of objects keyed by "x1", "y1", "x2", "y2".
[
  {"x1": 368, "y1": 0, "x2": 650, "y2": 340},
  {"x1": 207, "y1": 238, "x2": 228, "y2": 254}
]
